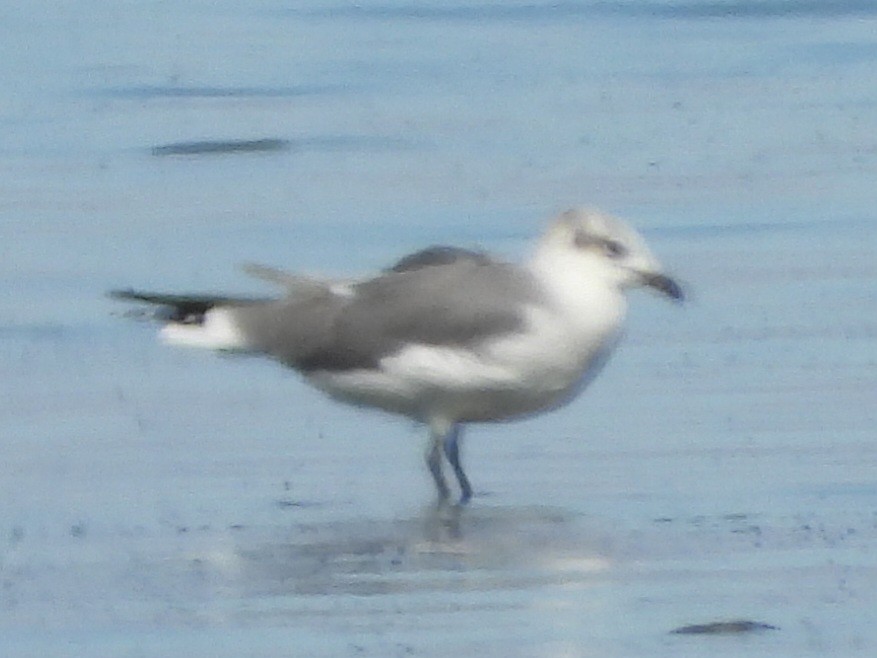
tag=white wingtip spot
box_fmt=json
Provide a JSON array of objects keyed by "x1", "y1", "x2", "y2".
[{"x1": 159, "y1": 308, "x2": 247, "y2": 351}]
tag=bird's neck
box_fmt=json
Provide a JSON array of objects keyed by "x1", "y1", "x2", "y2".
[{"x1": 526, "y1": 247, "x2": 627, "y2": 331}]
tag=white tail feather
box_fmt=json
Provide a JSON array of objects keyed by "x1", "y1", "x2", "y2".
[{"x1": 159, "y1": 308, "x2": 248, "y2": 351}]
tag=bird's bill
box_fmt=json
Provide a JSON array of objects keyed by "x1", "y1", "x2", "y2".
[{"x1": 642, "y1": 272, "x2": 684, "y2": 301}]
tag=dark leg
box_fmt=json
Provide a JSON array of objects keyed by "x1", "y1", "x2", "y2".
[
  {"x1": 442, "y1": 424, "x2": 473, "y2": 504},
  {"x1": 426, "y1": 434, "x2": 450, "y2": 501}
]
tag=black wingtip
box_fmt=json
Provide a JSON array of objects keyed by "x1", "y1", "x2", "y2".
[
  {"x1": 107, "y1": 289, "x2": 224, "y2": 323},
  {"x1": 108, "y1": 288, "x2": 146, "y2": 301}
]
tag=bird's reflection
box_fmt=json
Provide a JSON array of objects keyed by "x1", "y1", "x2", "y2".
[{"x1": 217, "y1": 506, "x2": 613, "y2": 598}]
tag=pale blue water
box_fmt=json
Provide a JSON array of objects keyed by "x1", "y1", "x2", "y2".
[{"x1": 2, "y1": 2, "x2": 876, "y2": 656}]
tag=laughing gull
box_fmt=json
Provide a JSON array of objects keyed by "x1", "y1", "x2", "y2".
[{"x1": 111, "y1": 208, "x2": 682, "y2": 503}]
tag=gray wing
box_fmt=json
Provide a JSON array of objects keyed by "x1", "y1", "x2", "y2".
[
  {"x1": 387, "y1": 246, "x2": 492, "y2": 273},
  {"x1": 234, "y1": 257, "x2": 543, "y2": 372}
]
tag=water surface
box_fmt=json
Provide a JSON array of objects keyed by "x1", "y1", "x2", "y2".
[{"x1": 1, "y1": 1, "x2": 876, "y2": 656}]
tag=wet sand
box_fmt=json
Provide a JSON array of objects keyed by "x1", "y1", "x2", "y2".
[{"x1": 2, "y1": 1, "x2": 876, "y2": 656}]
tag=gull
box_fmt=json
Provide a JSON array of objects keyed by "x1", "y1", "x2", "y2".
[{"x1": 111, "y1": 208, "x2": 683, "y2": 504}]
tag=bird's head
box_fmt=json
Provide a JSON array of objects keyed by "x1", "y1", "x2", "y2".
[{"x1": 534, "y1": 208, "x2": 684, "y2": 301}]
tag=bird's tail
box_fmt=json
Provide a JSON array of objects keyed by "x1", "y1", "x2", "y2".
[{"x1": 109, "y1": 289, "x2": 265, "y2": 351}]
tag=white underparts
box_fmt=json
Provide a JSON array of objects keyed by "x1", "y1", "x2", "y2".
[
  {"x1": 307, "y1": 301, "x2": 623, "y2": 424},
  {"x1": 159, "y1": 307, "x2": 248, "y2": 351}
]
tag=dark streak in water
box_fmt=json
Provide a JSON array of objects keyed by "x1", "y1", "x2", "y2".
[
  {"x1": 151, "y1": 139, "x2": 290, "y2": 156},
  {"x1": 150, "y1": 135, "x2": 420, "y2": 156},
  {"x1": 96, "y1": 85, "x2": 351, "y2": 99},
  {"x1": 671, "y1": 620, "x2": 779, "y2": 635}
]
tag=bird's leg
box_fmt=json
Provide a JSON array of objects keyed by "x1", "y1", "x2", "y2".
[
  {"x1": 442, "y1": 424, "x2": 473, "y2": 504},
  {"x1": 426, "y1": 433, "x2": 450, "y2": 501}
]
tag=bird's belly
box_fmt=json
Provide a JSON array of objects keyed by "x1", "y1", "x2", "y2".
[
  {"x1": 307, "y1": 365, "x2": 569, "y2": 423},
  {"x1": 306, "y1": 312, "x2": 622, "y2": 424}
]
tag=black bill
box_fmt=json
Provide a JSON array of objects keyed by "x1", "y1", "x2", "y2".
[{"x1": 644, "y1": 273, "x2": 684, "y2": 301}]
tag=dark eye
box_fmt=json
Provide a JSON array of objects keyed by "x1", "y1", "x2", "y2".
[{"x1": 601, "y1": 239, "x2": 626, "y2": 258}]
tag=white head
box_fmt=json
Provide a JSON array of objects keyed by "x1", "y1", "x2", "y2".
[{"x1": 531, "y1": 208, "x2": 683, "y2": 301}]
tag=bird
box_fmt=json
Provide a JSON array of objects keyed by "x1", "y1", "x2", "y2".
[{"x1": 111, "y1": 208, "x2": 683, "y2": 504}]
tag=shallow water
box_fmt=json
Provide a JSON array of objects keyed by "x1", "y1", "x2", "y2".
[{"x1": 2, "y1": 1, "x2": 876, "y2": 656}]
